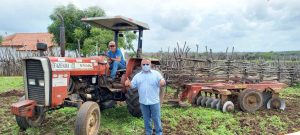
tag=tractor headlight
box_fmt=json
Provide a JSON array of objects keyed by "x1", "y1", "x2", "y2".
[
  {"x1": 28, "y1": 79, "x2": 36, "y2": 85},
  {"x1": 38, "y1": 80, "x2": 45, "y2": 86},
  {"x1": 103, "y1": 58, "x2": 107, "y2": 63}
]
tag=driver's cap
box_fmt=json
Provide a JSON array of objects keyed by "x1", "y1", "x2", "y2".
[{"x1": 109, "y1": 41, "x2": 116, "y2": 46}]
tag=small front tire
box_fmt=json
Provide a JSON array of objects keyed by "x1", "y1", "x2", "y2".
[
  {"x1": 75, "y1": 101, "x2": 101, "y2": 135},
  {"x1": 15, "y1": 96, "x2": 45, "y2": 130}
]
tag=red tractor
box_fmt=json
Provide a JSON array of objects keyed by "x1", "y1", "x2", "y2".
[{"x1": 11, "y1": 16, "x2": 161, "y2": 135}]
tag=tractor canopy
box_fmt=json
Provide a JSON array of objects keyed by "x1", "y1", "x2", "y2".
[
  {"x1": 81, "y1": 15, "x2": 149, "y2": 58},
  {"x1": 81, "y1": 15, "x2": 149, "y2": 31}
]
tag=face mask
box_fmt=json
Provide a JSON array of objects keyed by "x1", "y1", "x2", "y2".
[{"x1": 142, "y1": 65, "x2": 151, "y2": 72}]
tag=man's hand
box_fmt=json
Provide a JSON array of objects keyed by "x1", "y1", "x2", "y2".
[
  {"x1": 125, "y1": 77, "x2": 131, "y2": 87},
  {"x1": 108, "y1": 58, "x2": 112, "y2": 63},
  {"x1": 159, "y1": 79, "x2": 166, "y2": 87}
]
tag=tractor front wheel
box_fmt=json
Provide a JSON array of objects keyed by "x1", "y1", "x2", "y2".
[
  {"x1": 75, "y1": 101, "x2": 101, "y2": 135},
  {"x1": 15, "y1": 96, "x2": 45, "y2": 130}
]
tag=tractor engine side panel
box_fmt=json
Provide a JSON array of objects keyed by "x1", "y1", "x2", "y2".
[
  {"x1": 48, "y1": 56, "x2": 109, "y2": 107},
  {"x1": 51, "y1": 71, "x2": 69, "y2": 107}
]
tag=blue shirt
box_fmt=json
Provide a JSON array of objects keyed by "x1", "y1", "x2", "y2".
[
  {"x1": 131, "y1": 70, "x2": 164, "y2": 105},
  {"x1": 107, "y1": 49, "x2": 126, "y2": 65}
]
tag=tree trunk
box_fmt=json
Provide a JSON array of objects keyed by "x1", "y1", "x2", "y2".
[{"x1": 77, "y1": 39, "x2": 81, "y2": 57}]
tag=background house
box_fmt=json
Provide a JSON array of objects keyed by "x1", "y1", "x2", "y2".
[{"x1": 0, "y1": 32, "x2": 57, "y2": 51}]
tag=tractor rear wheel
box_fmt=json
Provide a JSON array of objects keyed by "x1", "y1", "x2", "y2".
[
  {"x1": 126, "y1": 88, "x2": 142, "y2": 117},
  {"x1": 75, "y1": 101, "x2": 100, "y2": 135},
  {"x1": 125, "y1": 68, "x2": 142, "y2": 117},
  {"x1": 15, "y1": 96, "x2": 45, "y2": 130}
]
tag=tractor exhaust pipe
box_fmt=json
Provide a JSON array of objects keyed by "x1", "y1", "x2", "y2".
[{"x1": 57, "y1": 14, "x2": 65, "y2": 57}]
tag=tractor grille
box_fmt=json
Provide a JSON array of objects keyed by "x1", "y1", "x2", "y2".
[{"x1": 26, "y1": 59, "x2": 45, "y2": 105}]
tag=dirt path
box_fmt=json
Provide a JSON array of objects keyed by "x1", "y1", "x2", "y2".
[{"x1": 0, "y1": 89, "x2": 24, "y2": 97}]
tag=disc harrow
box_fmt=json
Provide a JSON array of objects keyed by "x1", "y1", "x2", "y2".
[{"x1": 179, "y1": 81, "x2": 287, "y2": 113}]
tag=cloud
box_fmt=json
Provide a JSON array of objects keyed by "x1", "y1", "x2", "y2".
[
  {"x1": 153, "y1": 10, "x2": 193, "y2": 32},
  {"x1": 0, "y1": 0, "x2": 299, "y2": 52}
]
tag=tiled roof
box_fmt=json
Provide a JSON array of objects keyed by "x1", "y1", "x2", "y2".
[{"x1": 0, "y1": 33, "x2": 57, "y2": 51}]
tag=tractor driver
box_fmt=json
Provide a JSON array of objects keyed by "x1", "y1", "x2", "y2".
[{"x1": 107, "y1": 41, "x2": 126, "y2": 81}]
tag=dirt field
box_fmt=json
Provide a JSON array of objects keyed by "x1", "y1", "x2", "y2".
[{"x1": 0, "y1": 86, "x2": 299, "y2": 135}]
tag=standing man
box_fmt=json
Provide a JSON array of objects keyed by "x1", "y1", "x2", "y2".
[
  {"x1": 125, "y1": 59, "x2": 166, "y2": 135},
  {"x1": 107, "y1": 41, "x2": 126, "y2": 81}
]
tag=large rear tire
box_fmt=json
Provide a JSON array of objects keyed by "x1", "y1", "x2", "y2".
[
  {"x1": 126, "y1": 88, "x2": 142, "y2": 117},
  {"x1": 125, "y1": 68, "x2": 142, "y2": 117},
  {"x1": 75, "y1": 101, "x2": 101, "y2": 135},
  {"x1": 15, "y1": 96, "x2": 45, "y2": 130}
]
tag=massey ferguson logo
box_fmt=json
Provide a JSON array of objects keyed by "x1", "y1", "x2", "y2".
[
  {"x1": 52, "y1": 62, "x2": 94, "y2": 70},
  {"x1": 52, "y1": 62, "x2": 72, "y2": 70}
]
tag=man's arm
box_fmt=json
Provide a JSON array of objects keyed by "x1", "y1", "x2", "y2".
[
  {"x1": 111, "y1": 57, "x2": 121, "y2": 62},
  {"x1": 111, "y1": 49, "x2": 122, "y2": 62},
  {"x1": 159, "y1": 79, "x2": 166, "y2": 87},
  {"x1": 125, "y1": 77, "x2": 138, "y2": 89},
  {"x1": 155, "y1": 71, "x2": 166, "y2": 87}
]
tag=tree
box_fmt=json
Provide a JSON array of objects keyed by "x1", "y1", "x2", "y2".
[
  {"x1": 48, "y1": 4, "x2": 105, "y2": 50},
  {"x1": 124, "y1": 31, "x2": 137, "y2": 54},
  {"x1": 48, "y1": 4, "x2": 137, "y2": 56},
  {"x1": 0, "y1": 35, "x2": 3, "y2": 44},
  {"x1": 73, "y1": 28, "x2": 86, "y2": 56},
  {"x1": 82, "y1": 28, "x2": 113, "y2": 55}
]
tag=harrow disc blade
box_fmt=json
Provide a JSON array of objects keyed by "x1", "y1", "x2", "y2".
[
  {"x1": 262, "y1": 91, "x2": 273, "y2": 108},
  {"x1": 216, "y1": 100, "x2": 221, "y2": 110},
  {"x1": 267, "y1": 97, "x2": 286, "y2": 110},
  {"x1": 201, "y1": 97, "x2": 208, "y2": 107},
  {"x1": 205, "y1": 98, "x2": 214, "y2": 107},
  {"x1": 196, "y1": 96, "x2": 203, "y2": 106},
  {"x1": 211, "y1": 99, "x2": 220, "y2": 109},
  {"x1": 222, "y1": 101, "x2": 235, "y2": 112}
]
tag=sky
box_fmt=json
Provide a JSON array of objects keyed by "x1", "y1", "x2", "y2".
[{"x1": 0, "y1": 0, "x2": 299, "y2": 52}]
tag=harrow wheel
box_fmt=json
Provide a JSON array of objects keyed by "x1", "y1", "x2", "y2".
[
  {"x1": 267, "y1": 97, "x2": 286, "y2": 110},
  {"x1": 222, "y1": 101, "x2": 235, "y2": 112},
  {"x1": 238, "y1": 89, "x2": 263, "y2": 113}
]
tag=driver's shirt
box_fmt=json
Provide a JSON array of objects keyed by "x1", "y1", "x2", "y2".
[
  {"x1": 107, "y1": 49, "x2": 126, "y2": 65},
  {"x1": 130, "y1": 70, "x2": 164, "y2": 105}
]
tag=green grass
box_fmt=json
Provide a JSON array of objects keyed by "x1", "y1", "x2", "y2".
[
  {"x1": 281, "y1": 84, "x2": 300, "y2": 97},
  {"x1": 13, "y1": 105, "x2": 247, "y2": 135},
  {"x1": 161, "y1": 106, "x2": 245, "y2": 134},
  {"x1": 0, "y1": 76, "x2": 23, "y2": 93}
]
